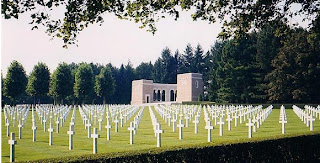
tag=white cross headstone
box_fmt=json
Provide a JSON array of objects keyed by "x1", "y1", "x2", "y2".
[
  {"x1": 56, "y1": 118, "x2": 60, "y2": 133},
  {"x1": 233, "y1": 114, "x2": 239, "y2": 127},
  {"x1": 43, "y1": 119, "x2": 47, "y2": 132},
  {"x1": 128, "y1": 122, "x2": 135, "y2": 145},
  {"x1": 120, "y1": 115, "x2": 124, "y2": 127},
  {"x1": 279, "y1": 117, "x2": 287, "y2": 134},
  {"x1": 309, "y1": 116, "x2": 315, "y2": 131},
  {"x1": 155, "y1": 123, "x2": 164, "y2": 147},
  {"x1": 5, "y1": 119, "x2": 10, "y2": 137},
  {"x1": 185, "y1": 115, "x2": 190, "y2": 127},
  {"x1": 91, "y1": 128, "x2": 100, "y2": 154},
  {"x1": 205, "y1": 120, "x2": 214, "y2": 142},
  {"x1": 105, "y1": 119, "x2": 112, "y2": 140},
  {"x1": 213, "y1": 112, "x2": 218, "y2": 126},
  {"x1": 8, "y1": 132, "x2": 17, "y2": 162},
  {"x1": 114, "y1": 117, "x2": 119, "y2": 132},
  {"x1": 98, "y1": 118, "x2": 103, "y2": 131},
  {"x1": 226, "y1": 114, "x2": 232, "y2": 131},
  {"x1": 32, "y1": 121, "x2": 37, "y2": 142},
  {"x1": 172, "y1": 118, "x2": 177, "y2": 132},
  {"x1": 48, "y1": 123, "x2": 54, "y2": 145},
  {"x1": 193, "y1": 117, "x2": 200, "y2": 134},
  {"x1": 177, "y1": 119, "x2": 185, "y2": 140},
  {"x1": 87, "y1": 121, "x2": 92, "y2": 138},
  {"x1": 18, "y1": 120, "x2": 23, "y2": 139},
  {"x1": 217, "y1": 117, "x2": 225, "y2": 136},
  {"x1": 246, "y1": 118, "x2": 254, "y2": 138},
  {"x1": 67, "y1": 125, "x2": 75, "y2": 150}
]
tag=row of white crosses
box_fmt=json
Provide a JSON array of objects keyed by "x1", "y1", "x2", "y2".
[
  {"x1": 149, "y1": 106, "x2": 164, "y2": 147},
  {"x1": 293, "y1": 105, "x2": 316, "y2": 131},
  {"x1": 128, "y1": 106, "x2": 145, "y2": 145},
  {"x1": 305, "y1": 105, "x2": 320, "y2": 119},
  {"x1": 246, "y1": 105, "x2": 273, "y2": 138},
  {"x1": 203, "y1": 106, "x2": 214, "y2": 142},
  {"x1": 279, "y1": 105, "x2": 288, "y2": 134},
  {"x1": 4, "y1": 105, "x2": 30, "y2": 139}
]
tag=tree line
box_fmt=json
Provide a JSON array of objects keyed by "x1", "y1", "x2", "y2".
[{"x1": 2, "y1": 25, "x2": 320, "y2": 106}]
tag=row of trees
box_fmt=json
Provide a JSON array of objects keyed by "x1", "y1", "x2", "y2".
[{"x1": 2, "y1": 25, "x2": 320, "y2": 105}]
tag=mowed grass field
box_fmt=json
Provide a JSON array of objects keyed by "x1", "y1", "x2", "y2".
[{"x1": 2, "y1": 105, "x2": 320, "y2": 162}]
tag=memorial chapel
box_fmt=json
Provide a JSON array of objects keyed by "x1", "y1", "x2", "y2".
[{"x1": 131, "y1": 73, "x2": 204, "y2": 105}]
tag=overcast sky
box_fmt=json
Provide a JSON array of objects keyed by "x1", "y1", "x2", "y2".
[
  {"x1": 1, "y1": 4, "x2": 309, "y2": 77},
  {"x1": 1, "y1": 10, "x2": 222, "y2": 76}
]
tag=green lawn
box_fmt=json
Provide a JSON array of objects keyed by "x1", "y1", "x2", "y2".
[{"x1": 2, "y1": 105, "x2": 319, "y2": 162}]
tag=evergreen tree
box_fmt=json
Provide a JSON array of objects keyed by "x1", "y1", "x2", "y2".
[
  {"x1": 135, "y1": 62, "x2": 153, "y2": 80},
  {"x1": 74, "y1": 63, "x2": 94, "y2": 104},
  {"x1": 267, "y1": 28, "x2": 320, "y2": 103},
  {"x1": 49, "y1": 62, "x2": 73, "y2": 104},
  {"x1": 183, "y1": 44, "x2": 194, "y2": 72},
  {"x1": 95, "y1": 67, "x2": 115, "y2": 104},
  {"x1": 26, "y1": 62, "x2": 50, "y2": 104},
  {"x1": 192, "y1": 44, "x2": 204, "y2": 73},
  {"x1": 3, "y1": 60, "x2": 27, "y2": 105}
]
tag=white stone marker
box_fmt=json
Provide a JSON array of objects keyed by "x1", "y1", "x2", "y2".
[
  {"x1": 234, "y1": 114, "x2": 239, "y2": 127},
  {"x1": 193, "y1": 117, "x2": 200, "y2": 134},
  {"x1": 128, "y1": 122, "x2": 135, "y2": 145},
  {"x1": 172, "y1": 118, "x2": 177, "y2": 132},
  {"x1": 56, "y1": 118, "x2": 60, "y2": 133},
  {"x1": 177, "y1": 119, "x2": 185, "y2": 140},
  {"x1": 87, "y1": 121, "x2": 92, "y2": 138},
  {"x1": 226, "y1": 114, "x2": 232, "y2": 131},
  {"x1": 8, "y1": 132, "x2": 17, "y2": 162},
  {"x1": 246, "y1": 119, "x2": 254, "y2": 138},
  {"x1": 91, "y1": 128, "x2": 100, "y2": 154},
  {"x1": 67, "y1": 125, "x2": 75, "y2": 150},
  {"x1": 120, "y1": 115, "x2": 124, "y2": 127},
  {"x1": 205, "y1": 120, "x2": 214, "y2": 142},
  {"x1": 213, "y1": 112, "x2": 218, "y2": 126},
  {"x1": 18, "y1": 120, "x2": 22, "y2": 139},
  {"x1": 155, "y1": 123, "x2": 164, "y2": 147},
  {"x1": 279, "y1": 117, "x2": 287, "y2": 134},
  {"x1": 309, "y1": 116, "x2": 315, "y2": 131},
  {"x1": 6, "y1": 119, "x2": 10, "y2": 137},
  {"x1": 185, "y1": 115, "x2": 190, "y2": 127},
  {"x1": 48, "y1": 123, "x2": 54, "y2": 145},
  {"x1": 114, "y1": 117, "x2": 119, "y2": 132},
  {"x1": 43, "y1": 119, "x2": 47, "y2": 132},
  {"x1": 105, "y1": 119, "x2": 112, "y2": 140},
  {"x1": 217, "y1": 117, "x2": 225, "y2": 136},
  {"x1": 98, "y1": 118, "x2": 103, "y2": 131},
  {"x1": 32, "y1": 121, "x2": 37, "y2": 142}
]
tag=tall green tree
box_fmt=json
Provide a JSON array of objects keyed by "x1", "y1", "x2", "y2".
[
  {"x1": 49, "y1": 62, "x2": 73, "y2": 104},
  {"x1": 3, "y1": 60, "x2": 27, "y2": 105},
  {"x1": 183, "y1": 44, "x2": 194, "y2": 73},
  {"x1": 192, "y1": 44, "x2": 204, "y2": 73},
  {"x1": 267, "y1": 28, "x2": 320, "y2": 103},
  {"x1": 135, "y1": 62, "x2": 153, "y2": 80},
  {"x1": 74, "y1": 63, "x2": 94, "y2": 104},
  {"x1": 95, "y1": 67, "x2": 115, "y2": 104},
  {"x1": 26, "y1": 62, "x2": 50, "y2": 104}
]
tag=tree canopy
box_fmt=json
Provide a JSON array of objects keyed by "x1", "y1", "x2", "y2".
[
  {"x1": 49, "y1": 62, "x2": 73, "y2": 104},
  {"x1": 3, "y1": 60, "x2": 27, "y2": 105},
  {"x1": 26, "y1": 62, "x2": 50, "y2": 104},
  {"x1": 2, "y1": 0, "x2": 318, "y2": 47}
]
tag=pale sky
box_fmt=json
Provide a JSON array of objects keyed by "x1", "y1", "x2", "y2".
[
  {"x1": 1, "y1": 10, "x2": 222, "y2": 76},
  {"x1": 1, "y1": 4, "x2": 310, "y2": 77}
]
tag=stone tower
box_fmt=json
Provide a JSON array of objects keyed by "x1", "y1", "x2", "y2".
[{"x1": 176, "y1": 73, "x2": 204, "y2": 103}]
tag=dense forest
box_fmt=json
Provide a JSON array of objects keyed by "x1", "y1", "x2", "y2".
[{"x1": 2, "y1": 25, "x2": 320, "y2": 105}]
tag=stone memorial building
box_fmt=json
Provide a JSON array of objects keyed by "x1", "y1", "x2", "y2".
[{"x1": 131, "y1": 73, "x2": 203, "y2": 105}]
